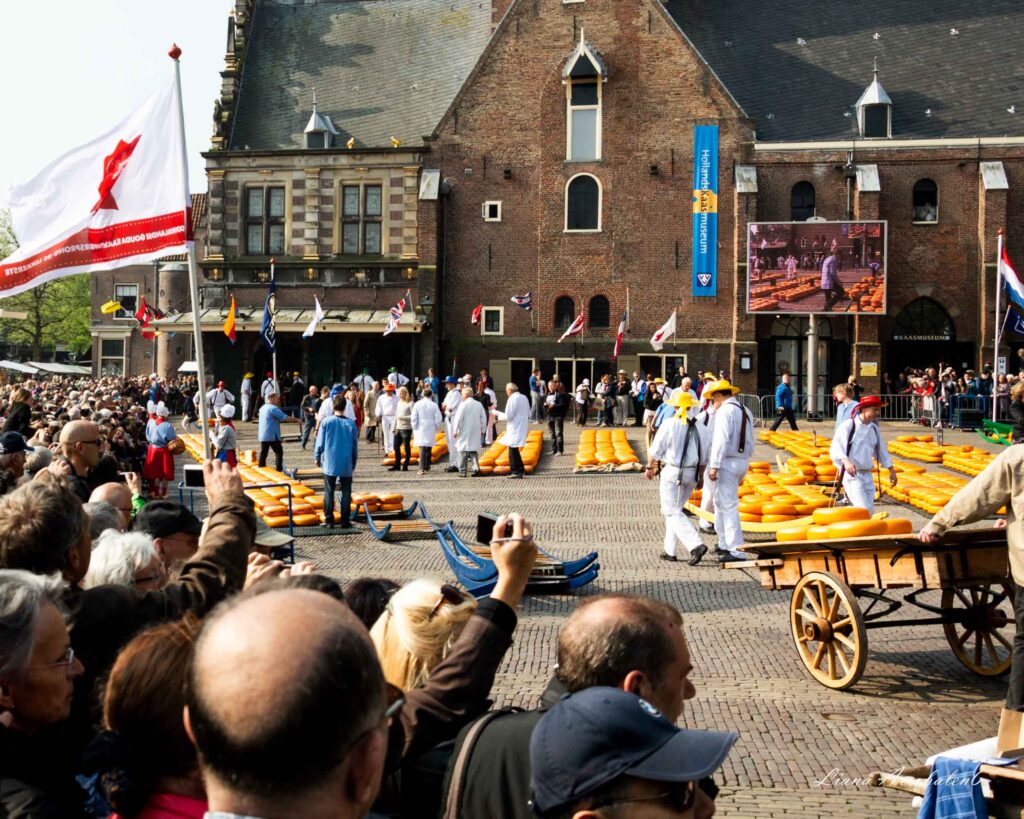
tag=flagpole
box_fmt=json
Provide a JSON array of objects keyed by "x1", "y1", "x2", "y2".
[
  {"x1": 271, "y1": 259, "x2": 278, "y2": 391},
  {"x1": 995, "y1": 229, "x2": 1004, "y2": 421},
  {"x1": 170, "y1": 45, "x2": 211, "y2": 459}
]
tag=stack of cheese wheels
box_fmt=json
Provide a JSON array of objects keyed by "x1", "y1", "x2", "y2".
[
  {"x1": 477, "y1": 430, "x2": 545, "y2": 475},
  {"x1": 381, "y1": 432, "x2": 449, "y2": 467},
  {"x1": 324, "y1": 492, "x2": 405, "y2": 524},
  {"x1": 576, "y1": 429, "x2": 639, "y2": 468},
  {"x1": 775, "y1": 506, "x2": 914, "y2": 542},
  {"x1": 943, "y1": 446, "x2": 996, "y2": 477}
]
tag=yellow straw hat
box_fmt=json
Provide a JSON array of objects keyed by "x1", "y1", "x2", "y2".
[
  {"x1": 666, "y1": 391, "x2": 698, "y2": 414},
  {"x1": 704, "y1": 379, "x2": 741, "y2": 396}
]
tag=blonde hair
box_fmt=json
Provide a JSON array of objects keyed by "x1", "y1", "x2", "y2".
[
  {"x1": 369, "y1": 579, "x2": 476, "y2": 691},
  {"x1": 1011, "y1": 381, "x2": 1024, "y2": 403},
  {"x1": 833, "y1": 382, "x2": 853, "y2": 399}
]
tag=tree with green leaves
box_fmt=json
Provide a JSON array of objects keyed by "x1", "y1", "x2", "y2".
[{"x1": 0, "y1": 209, "x2": 92, "y2": 360}]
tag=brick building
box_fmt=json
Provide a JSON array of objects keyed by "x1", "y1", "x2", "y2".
[
  {"x1": 182, "y1": 0, "x2": 1024, "y2": 398},
  {"x1": 90, "y1": 194, "x2": 207, "y2": 378}
]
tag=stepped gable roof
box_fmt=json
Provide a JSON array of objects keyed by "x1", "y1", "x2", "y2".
[
  {"x1": 230, "y1": 0, "x2": 493, "y2": 151},
  {"x1": 663, "y1": 0, "x2": 1024, "y2": 140}
]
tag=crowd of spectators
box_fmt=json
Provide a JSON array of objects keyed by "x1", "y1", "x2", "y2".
[{"x1": 0, "y1": 372, "x2": 730, "y2": 819}]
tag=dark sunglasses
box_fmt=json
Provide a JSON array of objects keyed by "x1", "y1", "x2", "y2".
[{"x1": 428, "y1": 584, "x2": 466, "y2": 619}]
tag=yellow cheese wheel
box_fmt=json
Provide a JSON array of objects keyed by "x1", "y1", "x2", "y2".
[
  {"x1": 749, "y1": 461, "x2": 772, "y2": 470},
  {"x1": 478, "y1": 465, "x2": 495, "y2": 475},
  {"x1": 576, "y1": 456, "x2": 598, "y2": 466},
  {"x1": 762, "y1": 514, "x2": 796, "y2": 523},
  {"x1": 739, "y1": 501, "x2": 764, "y2": 514},
  {"x1": 896, "y1": 435, "x2": 917, "y2": 442},
  {"x1": 379, "y1": 494, "x2": 404, "y2": 504},
  {"x1": 762, "y1": 503, "x2": 798, "y2": 516},
  {"x1": 806, "y1": 525, "x2": 833, "y2": 541},
  {"x1": 884, "y1": 518, "x2": 914, "y2": 535},
  {"x1": 812, "y1": 506, "x2": 871, "y2": 525},
  {"x1": 823, "y1": 519, "x2": 888, "y2": 539},
  {"x1": 292, "y1": 513, "x2": 321, "y2": 527},
  {"x1": 378, "y1": 502, "x2": 404, "y2": 512},
  {"x1": 739, "y1": 512, "x2": 762, "y2": 522},
  {"x1": 776, "y1": 526, "x2": 808, "y2": 542},
  {"x1": 262, "y1": 515, "x2": 292, "y2": 528},
  {"x1": 260, "y1": 504, "x2": 289, "y2": 517},
  {"x1": 777, "y1": 474, "x2": 808, "y2": 485}
]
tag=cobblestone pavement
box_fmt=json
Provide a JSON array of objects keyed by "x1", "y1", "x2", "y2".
[{"x1": 223, "y1": 417, "x2": 1007, "y2": 817}]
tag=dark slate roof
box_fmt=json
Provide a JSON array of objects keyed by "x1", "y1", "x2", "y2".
[
  {"x1": 230, "y1": 0, "x2": 493, "y2": 150},
  {"x1": 664, "y1": 0, "x2": 1024, "y2": 141}
]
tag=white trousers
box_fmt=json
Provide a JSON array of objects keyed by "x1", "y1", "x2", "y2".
[
  {"x1": 445, "y1": 418, "x2": 459, "y2": 465},
  {"x1": 241, "y1": 395, "x2": 251, "y2": 422},
  {"x1": 660, "y1": 469, "x2": 701, "y2": 557},
  {"x1": 843, "y1": 470, "x2": 876, "y2": 514},
  {"x1": 381, "y1": 416, "x2": 396, "y2": 454},
  {"x1": 713, "y1": 462, "x2": 748, "y2": 553},
  {"x1": 699, "y1": 471, "x2": 716, "y2": 530}
]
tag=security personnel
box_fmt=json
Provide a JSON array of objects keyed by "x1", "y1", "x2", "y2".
[
  {"x1": 645, "y1": 392, "x2": 710, "y2": 565},
  {"x1": 706, "y1": 379, "x2": 754, "y2": 562},
  {"x1": 830, "y1": 394, "x2": 897, "y2": 513}
]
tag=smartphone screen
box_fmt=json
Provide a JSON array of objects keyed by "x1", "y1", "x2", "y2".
[{"x1": 476, "y1": 512, "x2": 499, "y2": 545}]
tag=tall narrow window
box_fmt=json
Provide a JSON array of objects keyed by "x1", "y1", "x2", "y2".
[
  {"x1": 245, "y1": 186, "x2": 285, "y2": 255},
  {"x1": 588, "y1": 296, "x2": 610, "y2": 328},
  {"x1": 912, "y1": 179, "x2": 938, "y2": 222},
  {"x1": 113, "y1": 284, "x2": 138, "y2": 320},
  {"x1": 341, "y1": 183, "x2": 383, "y2": 255},
  {"x1": 567, "y1": 77, "x2": 600, "y2": 161},
  {"x1": 790, "y1": 182, "x2": 815, "y2": 221},
  {"x1": 555, "y1": 296, "x2": 576, "y2": 329},
  {"x1": 566, "y1": 174, "x2": 601, "y2": 232}
]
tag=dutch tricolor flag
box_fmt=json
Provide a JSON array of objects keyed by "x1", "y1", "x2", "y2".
[{"x1": 1002, "y1": 246, "x2": 1024, "y2": 312}]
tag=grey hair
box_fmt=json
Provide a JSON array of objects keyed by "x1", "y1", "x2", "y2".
[
  {"x1": 0, "y1": 570, "x2": 67, "y2": 681},
  {"x1": 84, "y1": 501, "x2": 123, "y2": 540},
  {"x1": 23, "y1": 447, "x2": 51, "y2": 476},
  {"x1": 82, "y1": 531, "x2": 159, "y2": 590},
  {"x1": 506, "y1": 382, "x2": 519, "y2": 392}
]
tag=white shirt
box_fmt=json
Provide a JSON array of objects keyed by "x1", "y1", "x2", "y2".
[
  {"x1": 499, "y1": 392, "x2": 531, "y2": 448},
  {"x1": 206, "y1": 387, "x2": 234, "y2": 411},
  {"x1": 387, "y1": 372, "x2": 410, "y2": 388},
  {"x1": 354, "y1": 374, "x2": 373, "y2": 393},
  {"x1": 650, "y1": 415, "x2": 710, "y2": 479},
  {"x1": 240, "y1": 378, "x2": 253, "y2": 397},
  {"x1": 708, "y1": 397, "x2": 753, "y2": 469},
  {"x1": 261, "y1": 379, "x2": 278, "y2": 401},
  {"x1": 316, "y1": 397, "x2": 333, "y2": 425},
  {"x1": 442, "y1": 387, "x2": 463, "y2": 418},
  {"x1": 830, "y1": 416, "x2": 893, "y2": 472},
  {"x1": 411, "y1": 397, "x2": 444, "y2": 447},
  {"x1": 376, "y1": 392, "x2": 399, "y2": 419},
  {"x1": 453, "y1": 398, "x2": 487, "y2": 451}
]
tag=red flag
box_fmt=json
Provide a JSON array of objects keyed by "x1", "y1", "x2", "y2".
[
  {"x1": 613, "y1": 310, "x2": 627, "y2": 360},
  {"x1": 471, "y1": 304, "x2": 483, "y2": 325},
  {"x1": 224, "y1": 295, "x2": 237, "y2": 344},
  {"x1": 135, "y1": 297, "x2": 156, "y2": 340},
  {"x1": 0, "y1": 78, "x2": 190, "y2": 298},
  {"x1": 557, "y1": 313, "x2": 586, "y2": 343}
]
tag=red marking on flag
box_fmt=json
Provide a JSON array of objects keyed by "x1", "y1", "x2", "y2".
[{"x1": 91, "y1": 136, "x2": 141, "y2": 213}]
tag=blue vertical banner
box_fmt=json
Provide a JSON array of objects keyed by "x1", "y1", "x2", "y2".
[{"x1": 692, "y1": 125, "x2": 719, "y2": 297}]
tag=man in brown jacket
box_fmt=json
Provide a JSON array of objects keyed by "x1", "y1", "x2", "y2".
[{"x1": 920, "y1": 445, "x2": 1022, "y2": 713}]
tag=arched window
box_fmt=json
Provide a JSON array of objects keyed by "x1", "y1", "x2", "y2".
[
  {"x1": 566, "y1": 174, "x2": 601, "y2": 232},
  {"x1": 891, "y1": 298, "x2": 954, "y2": 341},
  {"x1": 913, "y1": 179, "x2": 938, "y2": 223},
  {"x1": 555, "y1": 296, "x2": 576, "y2": 329},
  {"x1": 588, "y1": 295, "x2": 610, "y2": 328},
  {"x1": 790, "y1": 182, "x2": 815, "y2": 221}
]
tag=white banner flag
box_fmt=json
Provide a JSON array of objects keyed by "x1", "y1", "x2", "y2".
[
  {"x1": 650, "y1": 310, "x2": 677, "y2": 351},
  {"x1": 0, "y1": 77, "x2": 190, "y2": 298},
  {"x1": 302, "y1": 295, "x2": 326, "y2": 339}
]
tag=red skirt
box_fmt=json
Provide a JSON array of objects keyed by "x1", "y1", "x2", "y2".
[{"x1": 143, "y1": 445, "x2": 175, "y2": 481}]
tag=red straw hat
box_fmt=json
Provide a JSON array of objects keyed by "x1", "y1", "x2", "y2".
[{"x1": 853, "y1": 395, "x2": 888, "y2": 412}]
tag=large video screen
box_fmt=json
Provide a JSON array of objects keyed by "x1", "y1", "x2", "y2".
[{"x1": 746, "y1": 221, "x2": 887, "y2": 315}]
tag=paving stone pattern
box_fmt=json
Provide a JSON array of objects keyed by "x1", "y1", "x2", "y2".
[{"x1": 223, "y1": 418, "x2": 1008, "y2": 818}]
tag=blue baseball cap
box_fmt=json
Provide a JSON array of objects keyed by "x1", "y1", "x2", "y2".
[
  {"x1": 330, "y1": 383, "x2": 344, "y2": 397},
  {"x1": 529, "y1": 687, "x2": 737, "y2": 816},
  {"x1": 445, "y1": 376, "x2": 458, "y2": 384}
]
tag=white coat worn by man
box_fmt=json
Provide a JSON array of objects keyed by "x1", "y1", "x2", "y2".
[
  {"x1": 441, "y1": 377, "x2": 463, "y2": 472},
  {"x1": 829, "y1": 395, "x2": 897, "y2": 513},
  {"x1": 696, "y1": 403, "x2": 716, "y2": 533},
  {"x1": 645, "y1": 392, "x2": 710, "y2": 565},
  {"x1": 453, "y1": 388, "x2": 487, "y2": 477},
  {"x1": 499, "y1": 383, "x2": 531, "y2": 479},
  {"x1": 706, "y1": 380, "x2": 755, "y2": 563},
  {"x1": 240, "y1": 373, "x2": 254, "y2": 422},
  {"x1": 411, "y1": 389, "x2": 444, "y2": 474},
  {"x1": 375, "y1": 384, "x2": 399, "y2": 455}
]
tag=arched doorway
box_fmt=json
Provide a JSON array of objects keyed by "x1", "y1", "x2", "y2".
[{"x1": 886, "y1": 298, "x2": 973, "y2": 375}]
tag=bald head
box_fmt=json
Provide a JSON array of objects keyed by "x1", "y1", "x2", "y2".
[
  {"x1": 59, "y1": 419, "x2": 99, "y2": 447},
  {"x1": 59, "y1": 420, "x2": 102, "y2": 471},
  {"x1": 188, "y1": 589, "x2": 387, "y2": 808},
  {"x1": 89, "y1": 483, "x2": 133, "y2": 529}
]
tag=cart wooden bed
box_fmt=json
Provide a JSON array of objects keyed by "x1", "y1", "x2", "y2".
[{"x1": 724, "y1": 529, "x2": 1012, "y2": 690}]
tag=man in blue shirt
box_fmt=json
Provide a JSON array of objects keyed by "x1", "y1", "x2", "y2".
[
  {"x1": 314, "y1": 394, "x2": 359, "y2": 532},
  {"x1": 257, "y1": 392, "x2": 300, "y2": 471},
  {"x1": 426, "y1": 367, "x2": 440, "y2": 403},
  {"x1": 770, "y1": 373, "x2": 798, "y2": 431}
]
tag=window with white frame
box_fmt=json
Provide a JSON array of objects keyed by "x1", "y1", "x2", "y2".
[
  {"x1": 481, "y1": 306, "x2": 504, "y2": 335},
  {"x1": 482, "y1": 201, "x2": 502, "y2": 222},
  {"x1": 342, "y1": 183, "x2": 383, "y2": 255},
  {"x1": 113, "y1": 284, "x2": 138, "y2": 320},
  {"x1": 245, "y1": 186, "x2": 286, "y2": 255},
  {"x1": 99, "y1": 338, "x2": 126, "y2": 376},
  {"x1": 567, "y1": 73, "x2": 601, "y2": 161},
  {"x1": 565, "y1": 174, "x2": 601, "y2": 232}
]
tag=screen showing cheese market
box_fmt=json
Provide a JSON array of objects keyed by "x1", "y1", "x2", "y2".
[{"x1": 746, "y1": 221, "x2": 887, "y2": 315}]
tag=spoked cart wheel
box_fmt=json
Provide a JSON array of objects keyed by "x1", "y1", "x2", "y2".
[
  {"x1": 790, "y1": 571, "x2": 868, "y2": 690},
  {"x1": 941, "y1": 582, "x2": 1013, "y2": 676}
]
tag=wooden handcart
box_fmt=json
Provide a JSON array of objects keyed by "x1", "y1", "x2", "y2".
[{"x1": 725, "y1": 529, "x2": 1012, "y2": 690}]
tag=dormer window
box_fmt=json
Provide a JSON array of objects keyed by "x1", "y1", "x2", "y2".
[
  {"x1": 304, "y1": 88, "x2": 339, "y2": 149},
  {"x1": 563, "y1": 30, "x2": 607, "y2": 162},
  {"x1": 855, "y1": 62, "x2": 892, "y2": 139}
]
